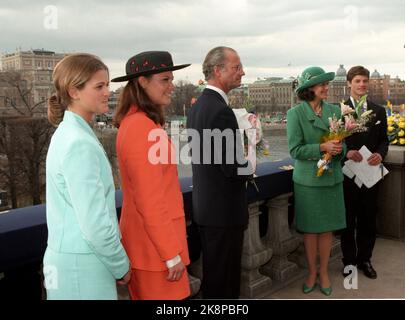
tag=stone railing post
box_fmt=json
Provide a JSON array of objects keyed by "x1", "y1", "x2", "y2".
[
  {"x1": 260, "y1": 192, "x2": 300, "y2": 282},
  {"x1": 377, "y1": 145, "x2": 405, "y2": 238},
  {"x1": 240, "y1": 201, "x2": 273, "y2": 298},
  {"x1": 188, "y1": 274, "x2": 201, "y2": 298},
  {"x1": 287, "y1": 205, "x2": 342, "y2": 269},
  {"x1": 330, "y1": 235, "x2": 342, "y2": 260}
]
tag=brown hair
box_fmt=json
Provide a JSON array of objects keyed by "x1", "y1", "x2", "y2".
[
  {"x1": 48, "y1": 53, "x2": 108, "y2": 126},
  {"x1": 297, "y1": 87, "x2": 316, "y2": 101},
  {"x1": 347, "y1": 66, "x2": 370, "y2": 82},
  {"x1": 113, "y1": 77, "x2": 165, "y2": 128}
]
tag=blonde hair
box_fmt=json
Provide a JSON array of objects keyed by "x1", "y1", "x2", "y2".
[{"x1": 48, "y1": 53, "x2": 108, "y2": 126}]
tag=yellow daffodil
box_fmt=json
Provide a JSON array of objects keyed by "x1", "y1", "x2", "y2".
[{"x1": 386, "y1": 113, "x2": 405, "y2": 147}]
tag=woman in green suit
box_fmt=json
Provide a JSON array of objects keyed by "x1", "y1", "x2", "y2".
[
  {"x1": 43, "y1": 54, "x2": 130, "y2": 299},
  {"x1": 287, "y1": 66, "x2": 346, "y2": 296}
]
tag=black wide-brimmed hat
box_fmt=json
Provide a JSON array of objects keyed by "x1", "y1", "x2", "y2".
[{"x1": 111, "y1": 51, "x2": 191, "y2": 82}]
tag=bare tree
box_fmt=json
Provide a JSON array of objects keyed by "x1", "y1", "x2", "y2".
[
  {"x1": 0, "y1": 71, "x2": 46, "y2": 116},
  {"x1": 16, "y1": 118, "x2": 54, "y2": 204},
  {"x1": 167, "y1": 81, "x2": 199, "y2": 117},
  {"x1": 95, "y1": 125, "x2": 121, "y2": 188},
  {"x1": 0, "y1": 116, "x2": 24, "y2": 208},
  {"x1": 0, "y1": 71, "x2": 54, "y2": 207}
]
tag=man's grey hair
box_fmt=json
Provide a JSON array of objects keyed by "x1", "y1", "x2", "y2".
[{"x1": 202, "y1": 46, "x2": 236, "y2": 81}]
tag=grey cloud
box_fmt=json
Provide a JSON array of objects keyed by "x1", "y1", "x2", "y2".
[{"x1": 1, "y1": 0, "x2": 405, "y2": 81}]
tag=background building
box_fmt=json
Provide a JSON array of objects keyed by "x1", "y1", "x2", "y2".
[
  {"x1": 0, "y1": 49, "x2": 66, "y2": 116},
  {"x1": 328, "y1": 64, "x2": 348, "y2": 104},
  {"x1": 248, "y1": 77, "x2": 298, "y2": 114},
  {"x1": 369, "y1": 70, "x2": 386, "y2": 105},
  {"x1": 228, "y1": 84, "x2": 249, "y2": 108},
  {"x1": 247, "y1": 65, "x2": 405, "y2": 113}
]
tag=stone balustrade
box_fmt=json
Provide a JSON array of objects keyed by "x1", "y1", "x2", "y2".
[
  {"x1": 2, "y1": 146, "x2": 404, "y2": 299},
  {"x1": 377, "y1": 145, "x2": 405, "y2": 239}
]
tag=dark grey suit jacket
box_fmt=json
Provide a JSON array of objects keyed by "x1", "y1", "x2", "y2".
[{"x1": 186, "y1": 89, "x2": 252, "y2": 227}]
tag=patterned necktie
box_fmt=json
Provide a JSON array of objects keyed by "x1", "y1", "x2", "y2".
[{"x1": 355, "y1": 95, "x2": 367, "y2": 117}]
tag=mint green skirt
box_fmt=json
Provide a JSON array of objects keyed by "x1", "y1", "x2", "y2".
[
  {"x1": 43, "y1": 247, "x2": 118, "y2": 300},
  {"x1": 294, "y1": 182, "x2": 346, "y2": 233}
]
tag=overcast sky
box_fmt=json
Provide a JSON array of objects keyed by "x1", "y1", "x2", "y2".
[{"x1": 1, "y1": 0, "x2": 405, "y2": 89}]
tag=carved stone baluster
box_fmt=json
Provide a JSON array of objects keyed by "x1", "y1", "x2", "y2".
[
  {"x1": 240, "y1": 201, "x2": 273, "y2": 298},
  {"x1": 288, "y1": 219, "x2": 342, "y2": 268},
  {"x1": 260, "y1": 193, "x2": 300, "y2": 282},
  {"x1": 330, "y1": 235, "x2": 342, "y2": 261},
  {"x1": 188, "y1": 274, "x2": 201, "y2": 298}
]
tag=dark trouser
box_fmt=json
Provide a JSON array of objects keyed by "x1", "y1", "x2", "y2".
[
  {"x1": 0, "y1": 262, "x2": 43, "y2": 300},
  {"x1": 198, "y1": 225, "x2": 245, "y2": 299},
  {"x1": 341, "y1": 176, "x2": 378, "y2": 266}
]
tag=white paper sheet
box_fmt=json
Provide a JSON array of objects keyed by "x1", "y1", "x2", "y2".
[
  {"x1": 342, "y1": 164, "x2": 355, "y2": 179},
  {"x1": 354, "y1": 176, "x2": 363, "y2": 188},
  {"x1": 344, "y1": 145, "x2": 389, "y2": 189}
]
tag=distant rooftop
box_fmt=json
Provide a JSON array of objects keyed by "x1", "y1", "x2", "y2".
[
  {"x1": 336, "y1": 64, "x2": 347, "y2": 77},
  {"x1": 31, "y1": 49, "x2": 56, "y2": 56},
  {"x1": 371, "y1": 69, "x2": 381, "y2": 78},
  {"x1": 252, "y1": 77, "x2": 294, "y2": 84},
  {"x1": 2, "y1": 49, "x2": 60, "y2": 58}
]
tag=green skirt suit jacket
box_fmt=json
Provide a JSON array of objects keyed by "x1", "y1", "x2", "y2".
[
  {"x1": 287, "y1": 101, "x2": 346, "y2": 233},
  {"x1": 43, "y1": 111, "x2": 130, "y2": 299}
]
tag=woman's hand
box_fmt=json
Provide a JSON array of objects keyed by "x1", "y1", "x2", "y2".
[
  {"x1": 167, "y1": 261, "x2": 186, "y2": 282},
  {"x1": 117, "y1": 269, "x2": 131, "y2": 285},
  {"x1": 320, "y1": 140, "x2": 342, "y2": 156}
]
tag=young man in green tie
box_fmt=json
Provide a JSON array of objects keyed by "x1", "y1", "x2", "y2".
[{"x1": 341, "y1": 66, "x2": 389, "y2": 280}]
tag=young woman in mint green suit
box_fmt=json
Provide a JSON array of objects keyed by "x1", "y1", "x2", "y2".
[
  {"x1": 43, "y1": 54, "x2": 130, "y2": 300},
  {"x1": 287, "y1": 66, "x2": 346, "y2": 296}
]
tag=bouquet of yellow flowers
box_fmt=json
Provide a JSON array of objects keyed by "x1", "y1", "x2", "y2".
[
  {"x1": 316, "y1": 103, "x2": 374, "y2": 177},
  {"x1": 387, "y1": 114, "x2": 405, "y2": 146}
]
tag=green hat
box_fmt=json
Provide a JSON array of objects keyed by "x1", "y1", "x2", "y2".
[{"x1": 295, "y1": 66, "x2": 335, "y2": 93}]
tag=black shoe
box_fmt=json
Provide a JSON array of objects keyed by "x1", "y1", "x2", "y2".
[
  {"x1": 358, "y1": 262, "x2": 377, "y2": 279},
  {"x1": 342, "y1": 264, "x2": 356, "y2": 277}
]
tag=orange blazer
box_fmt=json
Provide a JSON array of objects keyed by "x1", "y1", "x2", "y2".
[{"x1": 116, "y1": 106, "x2": 190, "y2": 271}]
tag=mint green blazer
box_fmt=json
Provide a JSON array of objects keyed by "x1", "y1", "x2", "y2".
[
  {"x1": 45, "y1": 111, "x2": 129, "y2": 279},
  {"x1": 286, "y1": 101, "x2": 346, "y2": 187}
]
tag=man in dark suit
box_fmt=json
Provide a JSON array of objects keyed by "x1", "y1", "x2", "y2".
[
  {"x1": 186, "y1": 46, "x2": 254, "y2": 298},
  {"x1": 341, "y1": 66, "x2": 389, "y2": 279}
]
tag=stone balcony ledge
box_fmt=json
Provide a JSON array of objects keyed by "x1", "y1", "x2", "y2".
[{"x1": 1, "y1": 146, "x2": 405, "y2": 300}]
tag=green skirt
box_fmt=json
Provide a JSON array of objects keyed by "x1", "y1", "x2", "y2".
[{"x1": 294, "y1": 182, "x2": 346, "y2": 233}]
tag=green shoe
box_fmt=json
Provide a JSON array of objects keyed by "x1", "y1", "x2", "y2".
[
  {"x1": 302, "y1": 283, "x2": 316, "y2": 294},
  {"x1": 320, "y1": 286, "x2": 332, "y2": 296}
]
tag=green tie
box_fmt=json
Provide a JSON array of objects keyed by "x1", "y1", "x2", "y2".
[{"x1": 355, "y1": 95, "x2": 367, "y2": 117}]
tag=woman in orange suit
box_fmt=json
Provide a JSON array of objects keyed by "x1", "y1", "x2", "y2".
[{"x1": 112, "y1": 51, "x2": 191, "y2": 300}]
